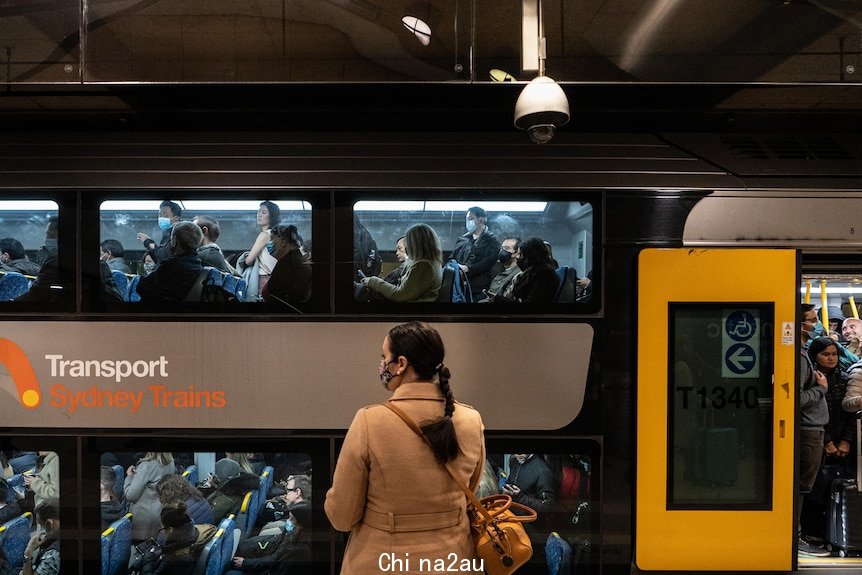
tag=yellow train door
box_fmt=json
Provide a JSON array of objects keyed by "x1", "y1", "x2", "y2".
[{"x1": 636, "y1": 248, "x2": 797, "y2": 571}]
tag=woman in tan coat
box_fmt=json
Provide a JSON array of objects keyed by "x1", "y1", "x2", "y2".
[{"x1": 325, "y1": 321, "x2": 485, "y2": 575}]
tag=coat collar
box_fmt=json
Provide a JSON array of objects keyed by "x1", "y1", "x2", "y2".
[{"x1": 390, "y1": 382, "x2": 443, "y2": 402}]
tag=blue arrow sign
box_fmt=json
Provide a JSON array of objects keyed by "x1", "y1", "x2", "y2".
[{"x1": 725, "y1": 343, "x2": 756, "y2": 374}]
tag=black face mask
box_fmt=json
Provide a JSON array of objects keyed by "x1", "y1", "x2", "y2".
[{"x1": 498, "y1": 250, "x2": 513, "y2": 264}]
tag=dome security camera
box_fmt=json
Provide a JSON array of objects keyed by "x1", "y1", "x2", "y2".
[{"x1": 514, "y1": 76, "x2": 570, "y2": 144}]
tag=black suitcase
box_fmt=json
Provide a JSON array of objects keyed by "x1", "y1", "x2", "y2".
[{"x1": 826, "y1": 415, "x2": 862, "y2": 556}]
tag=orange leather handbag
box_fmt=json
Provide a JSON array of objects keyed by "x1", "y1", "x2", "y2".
[{"x1": 385, "y1": 402, "x2": 537, "y2": 575}]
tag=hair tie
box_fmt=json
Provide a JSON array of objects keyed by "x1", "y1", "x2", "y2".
[{"x1": 435, "y1": 363, "x2": 443, "y2": 372}]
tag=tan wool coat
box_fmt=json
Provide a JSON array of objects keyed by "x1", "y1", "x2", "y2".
[{"x1": 325, "y1": 382, "x2": 486, "y2": 575}]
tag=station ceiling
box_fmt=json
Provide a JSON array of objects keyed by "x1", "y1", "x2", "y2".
[{"x1": 0, "y1": 0, "x2": 861, "y2": 128}]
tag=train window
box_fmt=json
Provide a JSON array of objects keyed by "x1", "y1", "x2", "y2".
[
  {"x1": 98, "y1": 200, "x2": 313, "y2": 310},
  {"x1": 667, "y1": 304, "x2": 774, "y2": 510},
  {"x1": 482, "y1": 440, "x2": 600, "y2": 574},
  {"x1": 97, "y1": 450, "x2": 312, "y2": 571},
  {"x1": 0, "y1": 201, "x2": 63, "y2": 306},
  {"x1": 351, "y1": 200, "x2": 595, "y2": 310}
]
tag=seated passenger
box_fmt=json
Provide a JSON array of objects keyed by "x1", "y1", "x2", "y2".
[
  {"x1": 224, "y1": 453, "x2": 262, "y2": 476},
  {"x1": 0, "y1": 454, "x2": 11, "y2": 479},
  {"x1": 137, "y1": 222, "x2": 204, "y2": 303},
  {"x1": 0, "y1": 238, "x2": 39, "y2": 276},
  {"x1": 193, "y1": 215, "x2": 237, "y2": 275},
  {"x1": 99, "y1": 239, "x2": 131, "y2": 274},
  {"x1": 227, "y1": 504, "x2": 311, "y2": 575},
  {"x1": 22, "y1": 498, "x2": 60, "y2": 575},
  {"x1": 382, "y1": 236, "x2": 408, "y2": 286},
  {"x1": 156, "y1": 474, "x2": 214, "y2": 529},
  {"x1": 125, "y1": 453, "x2": 176, "y2": 543},
  {"x1": 100, "y1": 466, "x2": 124, "y2": 530},
  {"x1": 7, "y1": 451, "x2": 36, "y2": 474},
  {"x1": 137, "y1": 200, "x2": 183, "y2": 264},
  {"x1": 488, "y1": 237, "x2": 559, "y2": 304},
  {"x1": 16, "y1": 217, "x2": 61, "y2": 303},
  {"x1": 130, "y1": 502, "x2": 216, "y2": 575},
  {"x1": 359, "y1": 223, "x2": 443, "y2": 302},
  {"x1": 141, "y1": 249, "x2": 158, "y2": 277},
  {"x1": 0, "y1": 478, "x2": 22, "y2": 524},
  {"x1": 479, "y1": 236, "x2": 521, "y2": 302},
  {"x1": 206, "y1": 458, "x2": 260, "y2": 523},
  {"x1": 263, "y1": 225, "x2": 312, "y2": 305},
  {"x1": 259, "y1": 475, "x2": 310, "y2": 536}
]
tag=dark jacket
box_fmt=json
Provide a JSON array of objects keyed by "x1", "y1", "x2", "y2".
[
  {"x1": 101, "y1": 499, "x2": 125, "y2": 529},
  {"x1": 263, "y1": 250, "x2": 312, "y2": 305},
  {"x1": 495, "y1": 265, "x2": 559, "y2": 304},
  {"x1": 143, "y1": 229, "x2": 174, "y2": 264},
  {"x1": 800, "y1": 354, "x2": 829, "y2": 429},
  {"x1": 138, "y1": 523, "x2": 216, "y2": 575},
  {"x1": 138, "y1": 253, "x2": 203, "y2": 303},
  {"x1": 16, "y1": 254, "x2": 61, "y2": 302},
  {"x1": 185, "y1": 495, "x2": 215, "y2": 527},
  {"x1": 507, "y1": 454, "x2": 556, "y2": 512},
  {"x1": 0, "y1": 501, "x2": 22, "y2": 525},
  {"x1": 207, "y1": 472, "x2": 261, "y2": 523},
  {"x1": 0, "y1": 257, "x2": 39, "y2": 276},
  {"x1": 31, "y1": 535, "x2": 60, "y2": 575},
  {"x1": 449, "y1": 228, "x2": 500, "y2": 296},
  {"x1": 823, "y1": 368, "x2": 855, "y2": 446},
  {"x1": 235, "y1": 525, "x2": 311, "y2": 575},
  {"x1": 198, "y1": 244, "x2": 236, "y2": 275}
]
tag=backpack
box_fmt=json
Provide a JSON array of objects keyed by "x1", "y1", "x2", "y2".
[{"x1": 442, "y1": 259, "x2": 472, "y2": 303}]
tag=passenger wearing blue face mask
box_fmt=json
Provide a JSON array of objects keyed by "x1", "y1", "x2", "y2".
[
  {"x1": 449, "y1": 206, "x2": 500, "y2": 300},
  {"x1": 137, "y1": 200, "x2": 183, "y2": 264}
]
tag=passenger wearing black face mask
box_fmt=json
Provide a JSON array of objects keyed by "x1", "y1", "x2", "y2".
[
  {"x1": 480, "y1": 236, "x2": 521, "y2": 302},
  {"x1": 487, "y1": 237, "x2": 558, "y2": 304}
]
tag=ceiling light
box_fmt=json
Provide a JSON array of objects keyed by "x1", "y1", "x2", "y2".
[{"x1": 401, "y1": 15, "x2": 431, "y2": 46}]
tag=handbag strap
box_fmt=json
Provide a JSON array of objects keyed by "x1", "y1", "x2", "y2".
[{"x1": 383, "y1": 401, "x2": 501, "y2": 525}]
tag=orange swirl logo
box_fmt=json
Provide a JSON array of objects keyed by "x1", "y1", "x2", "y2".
[{"x1": 0, "y1": 338, "x2": 41, "y2": 409}]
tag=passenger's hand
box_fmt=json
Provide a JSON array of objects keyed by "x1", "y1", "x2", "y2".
[
  {"x1": 127, "y1": 465, "x2": 136, "y2": 476},
  {"x1": 502, "y1": 484, "x2": 520, "y2": 496},
  {"x1": 837, "y1": 440, "x2": 851, "y2": 456},
  {"x1": 814, "y1": 370, "x2": 827, "y2": 389},
  {"x1": 136, "y1": 232, "x2": 150, "y2": 242},
  {"x1": 232, "y1": 557, "x2": 244, "y2": 568},
  {"x1": 25, "y1": 531, "x2": 44, "y2": 555},
  {"x1": 458, "y1": 264, "x2": 469, "y2": 273},
  {"x1": 825, "y1": 441, "x2": 838, "y2": 456},
  {"x1": 22, "y1": 474, "x2": 33, "y2": 486}
]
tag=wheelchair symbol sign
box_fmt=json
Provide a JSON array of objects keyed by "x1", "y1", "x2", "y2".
[{"x1": 725, "y1": 311, "x2": 757, "y2": 342}]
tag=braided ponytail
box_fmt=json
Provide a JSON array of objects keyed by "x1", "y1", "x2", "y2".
[{"x1": 388, "y1": 322, "x2": 461, "y2": 464}]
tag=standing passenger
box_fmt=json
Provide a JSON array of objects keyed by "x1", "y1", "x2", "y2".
[
  {"x1": 237, "y1": 201, "x2": 281, "y2": 301},
  {"x1": 23, "y1": 451, "x2": 58, "y2": 510},
  {"x1": 193, "y1": 215, "x2": 236, "y2": 275},
  {"x1": 325, "y1": 321, "x2": 485, "y2": 574},
  {"x1": 137, "y1": 200, "x2": 182, "y2": 263},
  {"x1": 124, "y1": 452, "x2": 176, "y2": 543},
  {"x1": 450, "y1": 207, "x2": 500, "y2": 300}
]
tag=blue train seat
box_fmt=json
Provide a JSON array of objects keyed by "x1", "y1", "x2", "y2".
[
  {"x1": 127, "y1": 275, "x2": 141, "y2": 302},
  {"x1": 554, "y1": 266, "x2": 577, "y2": 303},
  {"x1": 111, "y1": 465, "x2": 124, "y2": 502},
  {"x1": 546, "y1": 531, "x2": 572, "y2": 575},
  {"x1": 101, "y1": 513, "x2": 133, "y2": 575},
  {"x1": 259, "y1": 466, "x2": 274, "y2": 503},
  {"x1": 0, "y1": 512, "x2": 33, "y2": 571},
  {"x1": 0, "y1": 272, "x2": 30, "y2": 301},
  {"x1": 234, "y1": 490, "x2": 260, "y2": 537},
  {"x1": 182, "y1": 465, "x2": 199, "y2": 486},
  {"x1": 193, "y1": 516, "x2": 235, "y2": 575},
  {"x1": 5, "y1": 474, "x2": 24, "y2": 504},
  {"x1": 110, "y1": 271, "x2": 129, "y2": 302}
]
